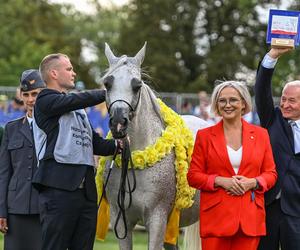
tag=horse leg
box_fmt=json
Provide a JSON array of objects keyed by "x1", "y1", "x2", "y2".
[
  {"x1": 109, "y1": 207, "x2": 137, "y2": 250},
  {"x1": 180, "y1": 190, "x2": 201, "y2": 250},
  {"x1": 117, "y1": 230, "x2": 133, "y2": 250},
  {"x1": 146, "y1": 208, "x2": 169, "y2": 250}
]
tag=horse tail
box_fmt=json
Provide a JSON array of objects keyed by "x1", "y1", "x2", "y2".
[{"x1": 182, "y1": 221, "x2": 201, "y2": 250}]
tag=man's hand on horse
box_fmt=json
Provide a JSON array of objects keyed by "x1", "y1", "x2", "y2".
[{"x1": 116, "y1": 136, "x2": 130, "y2": 151}]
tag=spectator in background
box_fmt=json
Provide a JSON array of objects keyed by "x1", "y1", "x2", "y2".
[
  {"x1": 181, "y1": 100, "x2": 194, "y2": 115},
  {"x1": 193, "y1": 90, "x2": 210, "y2": 116},
  {"x1": 86, "y1": 102, "x2": 111, "y2": 166},
  {"x1": 7, "y1": 88, "x2": 23, "y2": 111},
  {"x1": 0, "y1": 88, "x2": 26, "y2": 127},
  {"x1": 194, "y1": 90, "x2": 216, "y2": 125},
  {"x1": 0, "y1": 95, "x2": 9, "y2": 126},
  {"x1": 87, "y1": 102, "x2": 110, "y2": 137},
  {"x1": 198, "y1": 103, "x2": 216, "y2": 125},
  {"x1": 7, "y1": 88, "x2": 25, "y2": 121},
  {"x1": 243, "y1": 108, "x2": 260, "y2": 125},
  {"x1": 75, "y1": 81, "x2": 86, "y2": 92}
]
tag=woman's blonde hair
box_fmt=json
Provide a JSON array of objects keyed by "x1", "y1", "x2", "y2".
[{"x1": 210, "y1": 80, "x2": 252, "y2": 116}]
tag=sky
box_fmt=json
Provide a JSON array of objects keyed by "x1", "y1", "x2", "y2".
[
  {"x1": 48, "y1": 0, "x2": 128, "y2": 13},
  {"x1": 50, "y1": 0, "x2": 295, "y2": 17}
]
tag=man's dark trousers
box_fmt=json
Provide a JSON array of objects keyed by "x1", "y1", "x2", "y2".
[
  {"x1": 38, "y1": 167, "x2": 97, "y2": 250},
  {"x1": 259, "y1": 199, "x2": 300, "y2": 250}
]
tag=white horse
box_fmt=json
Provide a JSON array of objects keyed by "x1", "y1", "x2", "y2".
[{"x1": 100, "y1": 43, "x2": 207, "y2": 250}]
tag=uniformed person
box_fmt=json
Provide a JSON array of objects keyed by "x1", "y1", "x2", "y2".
[{"x1": 0, "y1": 69, "x2": 46, "y2": 250}]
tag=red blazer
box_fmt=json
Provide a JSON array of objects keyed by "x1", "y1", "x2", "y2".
[{"x1": 187, "y1": 119, "x2": 277, "y2": 237}]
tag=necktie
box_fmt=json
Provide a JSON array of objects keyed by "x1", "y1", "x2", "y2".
[{"x1": 290, "y1": 121, "x2": 300, "y2": 154}]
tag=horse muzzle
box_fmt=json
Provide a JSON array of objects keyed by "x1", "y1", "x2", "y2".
[{"x1": 109, "y1": 108, "x2": 130, "y2": 139}]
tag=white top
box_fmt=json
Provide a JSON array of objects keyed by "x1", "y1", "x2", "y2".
[{"x1": 227, "y1": 146, "x2": 243, "y2": 174}]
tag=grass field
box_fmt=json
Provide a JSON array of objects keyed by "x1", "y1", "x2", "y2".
[
  {"x1": 0, "y1": 230, "x2": 147, "y2": 250},
  {"x1": 95, "y1": 230, "x2": 148, "y2": 250},
  {"x1": 0, "y1": 230, "x2": 180, "y2": 250}
]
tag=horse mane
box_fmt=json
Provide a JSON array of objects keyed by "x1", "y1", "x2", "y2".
[{"x1": 140, "y1": 83, "x2": 164, "y2": 127}]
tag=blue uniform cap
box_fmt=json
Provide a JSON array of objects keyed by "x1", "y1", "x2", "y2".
[{"x1": 20, "y1": 69, "x2": 46, "y2": 92}]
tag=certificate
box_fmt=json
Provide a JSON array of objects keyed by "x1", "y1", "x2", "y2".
[{"x1": 267, "y1": 9, "x2": 300, "y2": 48}]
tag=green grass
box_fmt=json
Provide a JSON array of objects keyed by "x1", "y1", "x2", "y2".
[
  {"x1": 0, "y1": 230, "x2": 151, "y2": 250},
  {"x1": 0, "y1": 230, "x2": 184, "y2": 249},
  {"x1": 95, "y1": 230, "x2": 148, "y2": 250}
]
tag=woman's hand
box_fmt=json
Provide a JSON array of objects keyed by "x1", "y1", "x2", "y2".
[
  {"x1": 214, "y1": 176, "x2": 245, "y2": 195},
  {"x1": 232, "y1": 175, "x2": 257, "y2": 193}
]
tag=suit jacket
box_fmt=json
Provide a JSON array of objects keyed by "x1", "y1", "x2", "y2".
[
  {"x1": 255, "y1": 64, "x2": 300, "y2": 217},
  {"x1": 187, "y1": 119, "x2": 277, "y2": 237},
  {"x1": 0, "y1": 117, "x2": 39, "y2": 218},
  {"x1": 32, "y1": 89, "x2": 116, "y2": 202}
]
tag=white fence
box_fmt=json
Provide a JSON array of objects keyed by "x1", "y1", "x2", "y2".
[
  {"x1": 0, "y1": 86, "x2": 200, "y2": 114},
  {"x1": 0, "y1": 86, "x2": 280, "y2": 114}
]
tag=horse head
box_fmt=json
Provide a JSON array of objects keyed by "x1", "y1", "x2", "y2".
[{"x1": 103, "y1": 42, "x2": 147, "y2": 139}]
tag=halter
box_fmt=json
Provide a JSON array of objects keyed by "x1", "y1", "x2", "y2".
[
  {"x1": 104, "y1": 86, "x2": 141, "y2": 239},
  {"x1": 107, "y1": 89, "x2": 141, "y2": 118}
]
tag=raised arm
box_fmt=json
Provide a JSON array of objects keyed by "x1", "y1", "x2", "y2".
[
  {"x1": 37, "y1": 89, "x2": 107, "y2": 117},
  {"x1": 255, "y1": 48, "x2": 292, "y2": 128}
]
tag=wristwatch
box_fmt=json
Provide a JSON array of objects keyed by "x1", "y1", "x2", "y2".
[{"x1": 253, "y1": 178, "x2": 260, "y2": 190}]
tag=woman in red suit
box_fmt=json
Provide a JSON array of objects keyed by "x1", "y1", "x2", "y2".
[{"x1": 187, "y1": 81, "x2": 277, "y2": 250}]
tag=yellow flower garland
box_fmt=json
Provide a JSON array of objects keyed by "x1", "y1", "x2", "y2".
[{"x1": 96, "y1": 99, "x2": 195, "y2": 209}]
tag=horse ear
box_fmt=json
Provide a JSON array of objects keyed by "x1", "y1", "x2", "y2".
[
  {"x1": 134, "y1": 42, "x2": 147, "y2": 66},
  {"x1": 105, "y1": 43, "x2": 117, "y2": 66}
]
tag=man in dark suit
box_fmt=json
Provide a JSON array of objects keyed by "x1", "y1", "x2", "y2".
[
  {"x1": 255, "y1": 47, "x2": 300, "y2": 250},
  {"x1": 0, "y1": 69, "x2": 46, "y2": 249},
  {"x1": 33, "y1": 53, "x2": 119, "y2": 250}
]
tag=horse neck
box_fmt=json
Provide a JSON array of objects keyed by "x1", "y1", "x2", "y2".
[{"x1": 127, "y1": 85, "x2": 164, "y2": 151}]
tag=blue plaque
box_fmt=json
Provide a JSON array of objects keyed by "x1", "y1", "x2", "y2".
[{"x1": 267, "y1": 9, "x2": 300, "y2": 48}]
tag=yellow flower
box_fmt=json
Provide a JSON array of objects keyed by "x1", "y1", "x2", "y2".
[
  {"x1": 145, "y1": 147, "x2": 159, "y2": 165},
  {"x1": 154, "y1": 141, "x2": 166, "y2": 156},
  {"x1": 161, "y1": 130, "x2": 175, "y2": 144},
  {"x1": 133, "y1": 151, "x2": 146, "y2": 167},
  {"x1": 96, "y1": 98, "x2": 196, "y2": 210}
]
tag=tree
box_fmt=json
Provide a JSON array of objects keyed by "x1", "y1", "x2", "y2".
[
  {"x1": 191, "y1": 0, "x2": 273, "y2": 91},
  {"x1": 0, "y1": 0, "x2": 85, "y2": 87},
  {"x1": 115, "y1": 0, "x2": 300, "y2": 94},
  {"x1": 77, "y1": 1, "x2": 125, "y2": 86},
  {"x1": 117, "y1": 0, "x2": 201, "y2": 92}
]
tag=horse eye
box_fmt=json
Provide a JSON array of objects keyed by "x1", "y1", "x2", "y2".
[
  {"x1": 131, "y1": 78, "x2": 142, "y2": 92},
  {"x1": 103, "y1": 75, "x2": 114, "y2": 90}
]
